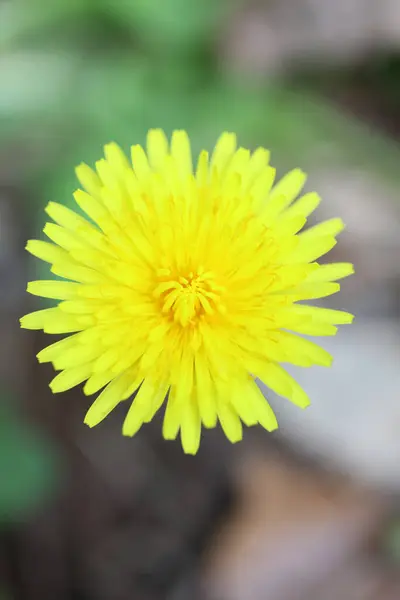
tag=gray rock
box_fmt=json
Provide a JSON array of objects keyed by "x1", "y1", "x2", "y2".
[{"x1": 263, "y1": 319, "x2": 400, "y2": 491}]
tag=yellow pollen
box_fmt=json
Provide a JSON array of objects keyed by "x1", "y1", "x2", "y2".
[{"x1": 154, "y1": 270, "x2": 225, "y2": 326}]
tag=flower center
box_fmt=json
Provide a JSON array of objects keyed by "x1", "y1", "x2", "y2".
[{"x1": 153, "y1": 267, "x2": 226, "y2": 327}]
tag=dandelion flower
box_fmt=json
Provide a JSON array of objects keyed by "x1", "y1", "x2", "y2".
[{"x1": 20, "y1": 130, "x2": 354, "y2": 454}]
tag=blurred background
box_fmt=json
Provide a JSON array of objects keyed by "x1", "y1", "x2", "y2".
[{"x1": 1, "y1": 0, "x2": 400, "y2": 599}]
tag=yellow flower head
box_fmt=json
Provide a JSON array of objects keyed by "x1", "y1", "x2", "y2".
[{"x1": 21, "y1": 130, "x2": 354, "y2": 454}]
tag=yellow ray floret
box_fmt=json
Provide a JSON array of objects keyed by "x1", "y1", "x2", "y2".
[{"x1": 20, "y1": 130, "x2": 354, "y2": 454}]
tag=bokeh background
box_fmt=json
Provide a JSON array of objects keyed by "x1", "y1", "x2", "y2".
[{"x1": 1, "y1": 1, "x2": 400, "y2": 599}]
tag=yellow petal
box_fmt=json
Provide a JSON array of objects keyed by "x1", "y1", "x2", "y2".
[
  {"x1": 45, "y1": 317, "x2": 90, "y2": 334},
  {"x1": 53, "y1": 343, "x2": 100, "y2": 370},
  {"x1": 26, "y1": 239, "x2": 68, "y2": 264},
  {"x1": 73, "y1": 189, "x2": 109, "y2": 227},
  {"x1": 272, "y1": 332, "x2": 333, "y2": 368},
  {"x1": 143, "y1": 381, "x2": 169, "y2": 423},
  {"x1": 147, "y1": 129, "x2": 169, "y2": 170},
  {"x1": 27, "y1": 280, "x2": 79, "y2": 300},
  {"x1": 131, "y1": 144, "x2": 151, "y2": 180},
  {"x1": 162, "y1": 387, "x2": 180, "y2": 440},
  {"x1": 194, "y1": 353, "x2": 218, "y2": 428},
  {"x1": 75, "y1": 162, "x2": 103, "y2": 198},
  {"x1": 300, "y1": 218, "x2": 345, "y2": 239},
  {"x1": 256, "y1": 362, "x2": 311, "y2": 408},
  {"x1": 180, "y1": 399, "x2": 201, "y2": 455},
  {"x1": 104, "y1": 142, "x2": 130, "y2": 175},
  {"x1": 287, "y1": 281, "x2": 340, "y2": 300},
  {"x1": 195, "y1": 150, "x2": 209, "y2": 186},
  {"x1": 59, "y1": 300, "x2": 97, "y2": 314},
  {"x1": 217, "y1": 398, "x2": 243, "y2": 443},
  {"x1": 243, "y1": 147, "x2": 271, "y2": 190},
  {"x1": 264, "y1": 169, "x2": 307, "y2": 218},
  {"x1": 279, "y1": 192, "x2": 321, "y2": 220},
  {"x1": 85, "y1": 371, "x2": 133, "y2": 428},
  {"x1": 246, "y1": 380, "x2": 278, "y2": 431},
  {"x1": 273, "y1": 215, "x2": 306, "y2": 237},
  {"x1": 288, "y1": 235, "x2": 337, "y2": 264},
  {"x1": 229, "y1": 378, "x2": 258, "y2": 426},
  {"x1": 251, "y1": 167, "x2": 276, "y2": 211},
  {"x1": 306, "y1": 262, "x2": 354, "y2": 282},
  {"x1": 122, "y1": 377, "x2": 166, "y2": 436},
  {"x1": 95, "y1": 158, "x2": 119, "y2": 190},
  {"x1": 51, "y1": 261, "x2": 106, "y2": 284},
  {"x1": 210, "y1": 132, "x2": 236, "y2": 172},
  {"x1": 171, "y1": 130, "x2": 192, "y2": 177},
  {"x1": 37, "y1": 334, "x2": 80, "y2": 363},
  {"x1": 288, "y1": 305, "x2": 354, "y2": 325},
  {"x1": 120, "y1": 372, "x2": 143, "y2": 399},
  {"x1": 50, "y1": 364, "x2": 92, "y2": 393},
  {"x1": 45, "y1": 201, "x2": 91, "y2": 234},
  {"x1": 20, "y1": 308, "x2": 53, "y2": 330},
  {"x1": 270, "y1": 264, "x2": 317, "y2": 292},
  {"x1": 223, "y1": 148, "x2": 250, "y2": 181},
  {"x1": 84, "y1": 370, "x2": 116, "y2": 395},
  {"x1": 43, "y1": 223, "x2": 82, "y2": 251},
  {"x1": 92, "y1": 347, "x2": 121, "y2": 373},
  {"x1": 20, "y1": 308, "x2": 83, "y2": 333},
  {"x1": 285, "y1": 320, "x2": 338, "y2": 337}
]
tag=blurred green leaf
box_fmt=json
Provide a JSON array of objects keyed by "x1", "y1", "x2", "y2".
[
  {"x1": 2, "y1": 0, "x2": 233, "y2": 53},
  {"x1": 101, "y1": 0, "x2": 232, "y2": 53},
  {"x1": 3, "y1": 0, "x2": 400, "y2": 193},
  {"x1": 0, "y1": 0, "x2": 95, "y2": 48},
  {"x1": 385, "y1": 521, "x2": 400, "y2": 563},
  {"x1": 30, "y1": 66, "x2": 400, "y2": 221},
  {"x1": 0, "y1": 401, "x2": 60, "y2": 524},
  {"x1": 0, "y1": 52, "x2": 80, "y2": 120}
]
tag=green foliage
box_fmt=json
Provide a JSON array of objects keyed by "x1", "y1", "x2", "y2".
[
  {"x1": 2, "y1": 0, "x2": 400, "y2": 256},
  {"x1": 1, "y1": 0, "x2": 232, "y2": 52},
  {"x1": 3, "y1": 0, "x2": 400, "y2": 204},
  {"x1": 385, "y1": 520, "x2": 400, "y2": 564},
  {"x1": 0, "y1": 400, "x2": 60, "y2": 524},
  {"x1": 102, "y1": 0, "x2": 232, "y2": 53}
]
